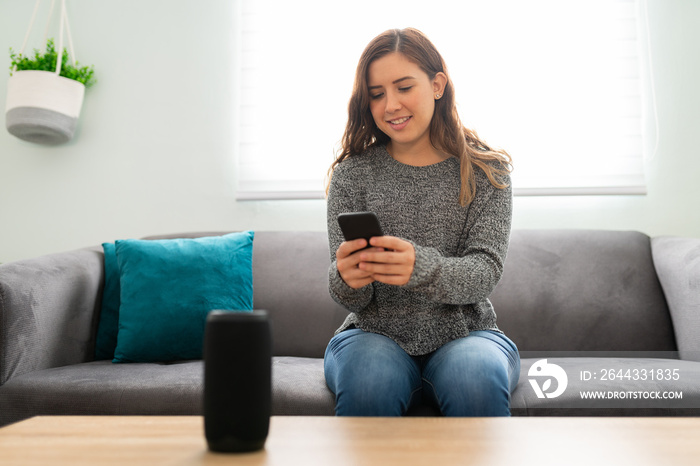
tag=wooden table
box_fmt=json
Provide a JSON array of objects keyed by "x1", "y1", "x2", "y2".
[{"x1": 1, "y1": 415, "x2": 699, "y2": 465}]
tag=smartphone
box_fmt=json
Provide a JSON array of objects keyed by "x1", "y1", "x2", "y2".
[{"x1": 337, "y1": 212, "x2": 384, "y2": 243}]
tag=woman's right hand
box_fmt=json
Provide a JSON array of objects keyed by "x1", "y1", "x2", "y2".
[{"x1": 336, "y1": 239, "x2": 381, "y2": 289}]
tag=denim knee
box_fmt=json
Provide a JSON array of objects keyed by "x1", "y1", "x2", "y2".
[
  {"x1": 421, "y1": 330, "x2": 520, "y2": 417},
  {"x1": 324, "y1": 329, "x2": 421, "y2": 416}
]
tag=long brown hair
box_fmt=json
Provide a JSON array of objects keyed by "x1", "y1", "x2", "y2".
[{"x1": 327, "y1": 28, "x2": 512, "y2": 206}]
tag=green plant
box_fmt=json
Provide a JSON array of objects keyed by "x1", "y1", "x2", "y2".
[{"x1": 9, "y1": 38, "x2": 95, "y2": 87}]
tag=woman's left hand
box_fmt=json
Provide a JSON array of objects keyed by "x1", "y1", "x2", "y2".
[{"x1": 357, "y1": 236, "x2": 416, "y2": 286}]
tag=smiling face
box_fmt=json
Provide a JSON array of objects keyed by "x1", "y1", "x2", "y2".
[{"x1": 367, "y1": 52, "x2": 446, "y2": 160}]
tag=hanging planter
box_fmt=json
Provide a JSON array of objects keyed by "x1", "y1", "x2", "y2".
[{"x1": 5, "y1": 0, "x2": 95, "y2": 145}]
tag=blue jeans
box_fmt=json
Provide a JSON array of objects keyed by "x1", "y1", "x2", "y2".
[{"x1": 324, "y1": 328, "x2": 520, "y2": 416}]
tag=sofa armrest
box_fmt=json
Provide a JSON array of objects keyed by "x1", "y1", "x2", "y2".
[
  {"x1": 0, "y1": 247, "x2": 104, "y2": 385},
  {"x1": 652, "y1": 236, "x2": 700, "y2": 362}
]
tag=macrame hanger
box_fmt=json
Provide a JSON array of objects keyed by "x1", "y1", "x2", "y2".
[
  {"x1": 43, "y1": 0, "x2": 55, "y2": 54},
  {"x1": 63, "y1": 2, "x2": 77, "y2": 66},
  {"x1": 14, "y1": 0, "x2": 42, "y2": 73},
  {"x1": 54, "y1": 0, "x2": 76, "y2": 75},
  {"x1": 13, "y1": 0, "x2": 77, "y2": 76},
  {"x1": 55, "y1": 0, "x2": 65, "y2": 75}
]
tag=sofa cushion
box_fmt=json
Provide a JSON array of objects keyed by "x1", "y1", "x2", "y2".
[
  {"x1": 0, "y1": 357, "x2": 335, "y2": 427},
  {"x1": 652, "y1": 237, "x2": 700, "y2": 362},
  {"x1": 112, "y1": 232, "x2": 254, "y2": 363},
  {"x1": 3, "y1": 356, "x2": 699, "y2": 426},
  {"x1": 491, "y1": 230, "x2": 677, "y2": 353},
  {"x1": 250, "y1": 232, "x2": 350, "y2": 358},
  {"x1": 142, "y1": 231, "x2": 351, "y2": 358},
  {"x1": 94, "y1": 242, "x2": 121, "y2": 360},
  {"x1": 271, "y1": 357, "x2": 336, "y2": 415}
]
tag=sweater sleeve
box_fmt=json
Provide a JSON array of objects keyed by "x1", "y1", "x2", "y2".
[
  {"x1": 403, "y1": 174, "x2": 512, "y2": 305},
  {"x1": 326, "y1": 162, "x2": 374, "y2": 312}
]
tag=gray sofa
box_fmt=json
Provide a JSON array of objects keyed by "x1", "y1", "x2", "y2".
[{"x1": 1, "y1": 230, "x2": 699, "y2": 427}]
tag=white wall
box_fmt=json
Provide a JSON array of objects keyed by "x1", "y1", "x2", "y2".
[{"x1": 1, "y1": 0, "x2": 699, "y2": 264}]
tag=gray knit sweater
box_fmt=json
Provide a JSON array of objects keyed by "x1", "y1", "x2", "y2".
[{"x1": 327, "y1": 144, "x2": 513, "y2": 356}]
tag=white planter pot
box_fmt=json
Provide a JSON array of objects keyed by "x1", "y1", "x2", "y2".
[{"x1": 5, "y1": 70, "x2": 86, "y2": 145}]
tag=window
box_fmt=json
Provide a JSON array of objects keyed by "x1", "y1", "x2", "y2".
[{"x1": 236, "y1": 0, "x2": 647, "y2": 200}]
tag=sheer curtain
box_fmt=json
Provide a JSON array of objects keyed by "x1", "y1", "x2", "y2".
[{"x1": 236, "y1": 0, "x2": 646, "y2": 200}]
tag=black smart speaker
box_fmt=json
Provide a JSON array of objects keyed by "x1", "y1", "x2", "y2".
[{"x1": 203, "y1": 310, "x2": 272, "y2": 453}]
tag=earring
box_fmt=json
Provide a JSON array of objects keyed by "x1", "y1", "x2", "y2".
[{"x1": 435, "y1": 94, "x2": 442, "y2": 99}]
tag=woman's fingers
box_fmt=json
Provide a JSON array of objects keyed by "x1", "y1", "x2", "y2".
[
  {"x1": 336, "y1": 236, "x2": 416, "y2": 287},
  {"x1": 358, "y1": 236, "x2": 415, "y2": 286},
  {"x1": 336, "y1": 239, "x2": 378, "y2": 289},
  {"x1": 336, "y1": 238, "x2": 368, "y2": 260}
]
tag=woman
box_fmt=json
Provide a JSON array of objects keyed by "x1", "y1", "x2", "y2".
[{"x1": 324, "y1": 28, "x2": 520, "y2": 416}]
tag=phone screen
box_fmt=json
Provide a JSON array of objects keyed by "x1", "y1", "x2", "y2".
[{"x1": 337, "y1": 212, "x2": 384, "y2": 242}]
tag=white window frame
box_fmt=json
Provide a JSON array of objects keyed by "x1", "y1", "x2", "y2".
[{"x1": 235, "y1": 0, "x2": 650, "y2": 200}]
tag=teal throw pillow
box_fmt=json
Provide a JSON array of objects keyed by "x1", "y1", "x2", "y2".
[
  {"x1": 94, "y1": 242, "x2": 121, "y2": 360},
  {"x1": 112, "y1": 231, "x2": 254, "y2": 363}
]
